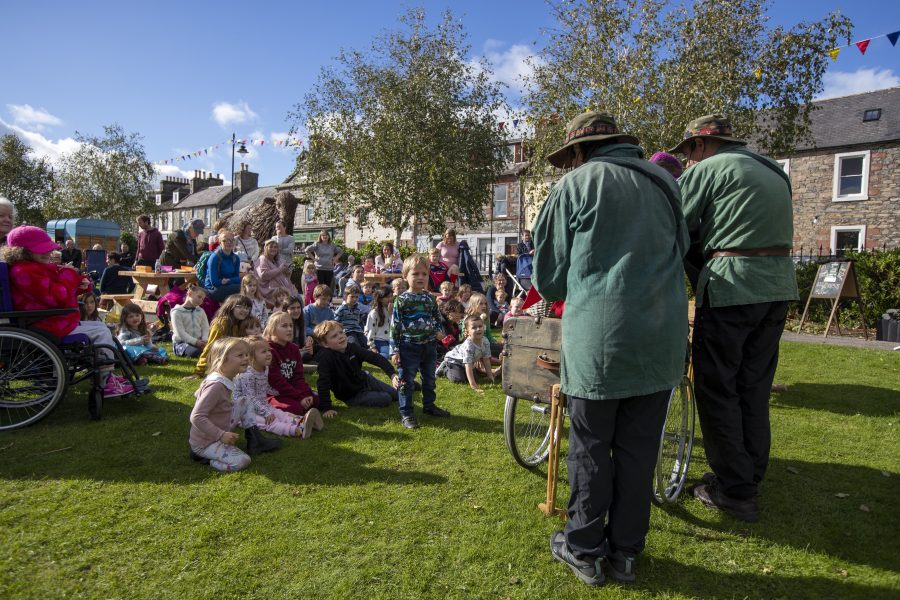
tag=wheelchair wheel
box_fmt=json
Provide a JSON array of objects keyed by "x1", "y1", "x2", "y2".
[
  {"x1": 653, "y1": 375, "x2": 696, "y2": 505},
  {"x1": 0, "y1": 327, "x2": 68, "y2": 431},
  {"x1": 504, "y1": 395, "x2": 553, "y2": 468}
]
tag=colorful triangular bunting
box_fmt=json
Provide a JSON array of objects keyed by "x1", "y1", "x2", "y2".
[
  {"x1": 856, "y1": 39, "x2": 870, "y2": 54},
  {"x1": 828, "y1": 48, "x2": 841, "y2": 61},
  {"x1": 888, "y1": 31, "x2": 900, "y2": 46}
]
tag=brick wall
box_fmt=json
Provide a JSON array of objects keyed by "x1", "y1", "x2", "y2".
[{"x1": 789, "y1": 141, "x2": 900, "y2": 252}]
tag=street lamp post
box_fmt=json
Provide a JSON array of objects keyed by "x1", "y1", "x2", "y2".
[{"x1": 230, "y1": 133, "x2": 249, "y2": 211}]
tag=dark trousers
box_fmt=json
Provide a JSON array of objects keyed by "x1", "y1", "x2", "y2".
[
  {"x1": 692, "y1": 301, "x2": 788, "y2": 500},
  {"x1": 317, "y1": 269, "x2": 334, "y2": 288},
  {"x1": 397, "y1": 341, "x2": 437, "y2": 417},
  {"x1": 564, "y1": 391, "x2": 670, "y2": 559},
  {"x1": 346, "y1": 372, "x2": 398, "y2": 407},
  {"x1": 207, "y1": 283, "x2": 241, "y2": 303}
]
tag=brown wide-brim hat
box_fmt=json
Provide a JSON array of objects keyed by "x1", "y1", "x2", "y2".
[
  {"x1": 547, "y1": 111, "x2": 640, "y2": 168},
  {"x1": 669, "y1": 114, "x2": 747, "y2": 154}
]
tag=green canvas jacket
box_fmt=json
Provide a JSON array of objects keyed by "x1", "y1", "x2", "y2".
[
  {"x1": 678, "y1": 143, "x2": 799, "y2": 307},
  {"x1": 532, "y1": 143, "x2": 689, "y2": 401}
]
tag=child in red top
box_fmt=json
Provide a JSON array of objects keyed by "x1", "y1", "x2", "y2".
[
  {"x1": 1, "y1": 226, "x2": 134, "y2": 397},
  {"x1": 263, "y1": 311, "x2": 319, "y2": 415}
]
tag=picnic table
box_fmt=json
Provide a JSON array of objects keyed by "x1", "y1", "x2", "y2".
[
  {"x1": 364, "y1": 272, "x2": 401, "y2": 285},
  {"x1": 116, "y1": 270, "x2": 197, "y2": 313}
]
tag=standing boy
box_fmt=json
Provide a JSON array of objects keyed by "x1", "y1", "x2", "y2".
[{"x1": 390, "y1": 254, "x2": 450, "y2": 429}]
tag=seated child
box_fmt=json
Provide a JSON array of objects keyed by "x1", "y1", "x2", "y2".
[
  {"x1": 234, "y1": 336, "x2": 324, "y2": 439},
  {"x1": 463, "y1": 292, "x2": 502, "y2": 359},
  {"x1": 360, "y1": 281, "x2": 374, "y2": 308},
  {"x1": 269, "y1": 287, "x2": 294, "y2": 314},
  {"x1": 436, "y1": 281, "x2": 455, "y2": 308},
  {"x1": 437, "y1": 315, "x2": 495, "y2": 391},
  {"x1": 362, "y1": 254, "x2": 377, "y2": 274},
  {"x1": 314, "y1": 320, "x2": 399, "y2": 416},
  {"x1": 492, "y1": 288, "x2": 510, "y2": 328},
  {"x1": 2, "y1": 226, "x2": 134, "y2": 397},
  {"x1": 390, "y1": 276, "x2": 408, "y2": 297},
  {"x1": 192, "y1": 294, "x2": 253, "y2": 378},
  {"x1": 264, "y1": 311, "x2": 319, "y2": 416},
  {"x1": 188, "y1": 338, "x2": 281, "y2": 471},
  {"x1": 304, "y1": 284, "x2": 335, "y2": 334},
  {"x1": 241, "y1": 273, "x2": 269, "y2": 329},
  {"x1": 282, "y1": 296, "x2": 314, "y2": 357},
  {"x1": 343, "y1": 265, "x2": 365, "y2": 296},
  {"x1": 334, "y1": 287, "x2": 367, "y2": 348},
  {"x1": 172, "y1": 284, "x2": 210, "y2": 358},
  {"x1": 79, "y1": 291, "x2": 108, "y2": 327},
  {"x1": 439, "y1": 299, "x2": 465, "y2": 354},
  {"x1": 117, "y1": 303, "x2": 169, "y2": 365},
  {"x1": 364, "y1": 287, "x2": 393, "y2": 358},
  {"x1": 428, "y1": 247, "x2": 456, "y2": 291},
  {"x1": 239, "y1": 316, "x2": 263, "y2": 337},
  {"x1": 504, "y1": 296, "x2": 525, "y2": 325},
  {"x1": 457, "y1": 283, "x2": 473, "y2": 310}
]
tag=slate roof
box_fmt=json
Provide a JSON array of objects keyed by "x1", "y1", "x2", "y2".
[
  {"x1": 793, "y1": 86, "x2": 900, "y2": 151},
  {"x1": 173, "y1": 185, "x2": 233, "y2": 209},
  {"x1": 230, "y1": 186, "x2": 278, "y2": 212}
]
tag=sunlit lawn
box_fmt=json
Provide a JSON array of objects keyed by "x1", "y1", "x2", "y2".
[{"x1": 0, "y1": 342, "x2": 898, "y2": 599}]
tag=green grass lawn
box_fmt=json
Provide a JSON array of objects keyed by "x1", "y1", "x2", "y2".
[{"x1": 1, "y1": 342, "x2": 898, "y2": 599}]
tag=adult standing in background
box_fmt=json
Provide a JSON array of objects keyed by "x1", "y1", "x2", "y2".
[
  {"x1": 305, "y1": 229, "x2": 342, "y2": 289},
  {"x1": 435, "y1": 228, "x2": 460, "y2": 269},
  {"x1": 136, "y1": 214, "x2": 164, "y2": 268},
  {"x1": 671, "y1": 114, "x2": 798, "y2": 523},
  {"x1": 516, "y1": 230, "x2": 534, "y2": 256},
  {"x1": 0, "y1": 196, "x2": 16, "y2": 247},
  {"x1": 532, "y1": 111, "x2": 688, "y2": 587},
  {"x1": 61, "y1": 239, "x2": 83, "y2": 270}
]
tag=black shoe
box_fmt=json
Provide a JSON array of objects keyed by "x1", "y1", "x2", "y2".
[
  {"x1": 604, "y1": 551, "x2": 636, "y2": 584},
  {"x1": 692, "y1": 482, "x2": 759, "y2": 523},
  {"x1": 189, "y1": 450, "x2": 210, "y2": 464},
  {"x1": 549, "y1": 531, "x2": 604, "y2": 587},
  {"x1": 701, "y1": 471, "x2": 718, "y2": 486},
  {"x1": 400, "y1": 415, "x2": 419, "y2": 429},
  {"x1": 245, "y1": 426, "x2": 283, "y2": 455},
  {"x1": 423, "y1": 405, "x2": 451, "y2": 417}
]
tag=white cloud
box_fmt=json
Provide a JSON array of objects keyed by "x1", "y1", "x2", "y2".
[
  {"x1": 470, "y1": 40, "x2": 542, "y2": 97},
  {"x1": 0, "y1": 118, "x2": 80, "y2": 163},
  {"x1": 818, "y1": 68, "x2": 900, "y2": 100},
  {"x1": 6, "y1": 104, "x2": 63, "y2": 131},
  {"x1": 211, "y1": 101, "x2": 259, "y2": 126}
]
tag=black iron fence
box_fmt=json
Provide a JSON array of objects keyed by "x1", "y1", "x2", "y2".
[{"x1": 792, "y1": 243, "x2": 896, "y2": 263}]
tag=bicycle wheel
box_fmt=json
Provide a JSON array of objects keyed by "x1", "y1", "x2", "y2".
[
  {"x1": 504, "y1": 395, "x2": 553, "y2": 468},
  {"x1": 653, "y1": 375, "x2": 696, "y2": 504},
  {"x1": 0, "y1": 327, "x2": 68, "y2": 431}
]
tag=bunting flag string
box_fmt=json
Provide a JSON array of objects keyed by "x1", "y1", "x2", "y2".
[
  {"x1": 827, "y1": 28, "x2": 899, "y2": 60},
  {"x1": 153, "y1": 136, "x2": 305, "y2": 166}
]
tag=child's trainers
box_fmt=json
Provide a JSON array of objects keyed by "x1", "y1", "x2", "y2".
[{"x1": 102, "y1": 377, "x2": 133, "y2": 398}]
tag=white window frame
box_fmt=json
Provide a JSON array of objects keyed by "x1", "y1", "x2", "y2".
[
  {"x1": 832, "y1": 150, "x2": 870, "y2": 202},
  {"x1": 306, "y1": 204, "x2": 316, "y2": 223},
  {"x1": 775, "y1": 159, "x2": 790, "y2": 177},
  {"x1": 830, "y1": 225, "x2": 866, "y2": 253},
  {"x1": 493, "y1": 184, "x2": 508, "y2": 218}
]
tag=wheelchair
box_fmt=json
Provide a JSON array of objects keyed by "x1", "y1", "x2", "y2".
[
  {"x1": 501, "y1": 315, "x2": 696, "y2": 505},
  {"x1": 0, "y1": 262, "x2": 149, "y2": 431}
]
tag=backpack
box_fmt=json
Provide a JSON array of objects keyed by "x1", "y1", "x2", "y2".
[{"x1": 195, "y1": 251, "x2": 212, "y2": 285}]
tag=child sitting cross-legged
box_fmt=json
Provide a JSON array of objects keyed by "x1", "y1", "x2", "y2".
[
  {"x1": 190, "y1": 294, "x2": 253, "y2": 379},
  {"x1": 189, "y1": 338, "x2": 281, "y2": 472},
  {"x1": 439, "y1": 299, "x2": 465, "y2": 355},
  {"x1": 303, "y1": 284, "x2": 335, "y2": 337},
  {"x1": 334, "y1": 286, "x2": 368, "y2": 349},
  {"x1": 264, "y1": 311, "x2": 320, "y2": 416},
  {"x1": 117, "y1": 303, "x2": 170, "y2": 365},
  {"x1": 314, "y1": 320, "x2": 399, "y2": 416},
  {"x1": 234, "y1": 335, "x2": 324, "y2": 439},
  {"x1": 437, "y1": 315, "x2": 495, "y2": 392},
  {"x1": 171, "y1": 283, "x2": 209, "y2": 358}
]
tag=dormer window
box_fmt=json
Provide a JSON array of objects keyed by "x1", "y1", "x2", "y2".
[
  {"x1": 155, "y1": 193, "x2": 162, "y2": 206},
  {"x1": 172, "y1": 191, "x2": 180, "y2": 205},
  {"x1": 863, "y1": 109, "x2": 881, "y2": 122}
]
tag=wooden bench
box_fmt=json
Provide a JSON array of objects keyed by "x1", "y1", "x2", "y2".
[{"x1": 99, "y1": 294, "x2": 133, "y2": 308}]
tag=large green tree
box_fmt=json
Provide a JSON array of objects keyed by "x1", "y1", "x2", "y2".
[
  {"x1": 46, "y1": 124, "x2": 155, "y2": 230},
  {"x1": 0, "y1": 133, "x2": 54, "y2": 225},
  {"x1": 524, "y1": 0, "x2": 853, "y2": 189},
  {"x1": 289, "y1": 8, "x2": 510, "y2": 246}
]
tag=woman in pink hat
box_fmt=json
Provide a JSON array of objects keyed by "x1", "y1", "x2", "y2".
[{"x1": 1, "y1": 225, "x2": 136, "y2": 398}]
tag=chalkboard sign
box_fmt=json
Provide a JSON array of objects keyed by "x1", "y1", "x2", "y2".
[
  {"x1": 798, "y1": 260, "x2": 867, "y2": 339},
  {"x1": 811, "y1": 261, "x2": 858, "y2": 299}
]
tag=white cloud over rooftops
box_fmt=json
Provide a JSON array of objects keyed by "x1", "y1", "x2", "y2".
[
  {"x1": 469, "y1": 40, "x2": 542, "y2": 97},
  {"x1": 0, "y1": 118, "x2": 80, "y2": 163},
  {"x1": 6, "y1": 104, "x2": 63, "y2": 131},
  {"x1": 817, "y1": 68, "x2": 900, "y2": 100},
  {"x1": 211, "y1": 101, "x2": 259, "y2": 126}
]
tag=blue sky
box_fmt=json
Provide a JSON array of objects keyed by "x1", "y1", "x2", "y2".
[{"x1": 3, "y1": 0, "x2": 898, "y2": 187}]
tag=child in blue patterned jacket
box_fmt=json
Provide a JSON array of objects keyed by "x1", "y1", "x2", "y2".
[{"x1": 389, "y1": 254, "x2": 450, "y2": 429}]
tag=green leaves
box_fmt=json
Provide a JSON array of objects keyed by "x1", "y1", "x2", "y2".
[
  {"x1": 288, "y1": 9, "x2": 509, "y2": 245},
  {"x1": 0, "y1": 133, "x2": 54, "y2": 226}
]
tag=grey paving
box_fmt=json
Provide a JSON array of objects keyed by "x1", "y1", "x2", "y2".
[{"x1": 781, "y1": 331, "x2": 899, "y2": 351}]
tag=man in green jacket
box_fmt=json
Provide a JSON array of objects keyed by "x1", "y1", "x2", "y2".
[
  {"x1": 672, "y1": 115, "x2": 799, "y2": 523},
  {"x1": 533, "y1": 111, "x2": 688, "y2": 586}
]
